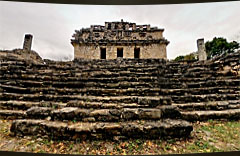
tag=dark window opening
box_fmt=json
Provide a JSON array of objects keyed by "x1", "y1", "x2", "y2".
[
  {"x1": 100, "y1": 48, "x2": 106, "y2": 59},
  {"x1": 95, "y1": 33, "x2": 100, "y2": 37},
  {"x1": 117, "y1": 48, "x2": 123, "y2": 58},
  {"x1": 134, "y1": 48, "x2": 140, "y2": 59},
  {"x1": 107, "y1": 24, "x2": 111, "y2": 30}
]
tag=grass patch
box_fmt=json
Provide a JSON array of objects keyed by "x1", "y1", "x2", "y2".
[{"x1": 0, "y1": 119, "x2": 239, "y2": 154}]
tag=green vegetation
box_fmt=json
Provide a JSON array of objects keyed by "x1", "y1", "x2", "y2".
[
  {"x1": 0, "y1": 119, "x2": 239, "y2": 154},
  {"x1": 206, "y1": 37, "x2": 239, "y2": 59},
  {"x1": 174, "y1": 53, "x2": 196, "y2": 61},
  {"x1": 174, "y1": 37, "x2": 239, "y2": 61}
]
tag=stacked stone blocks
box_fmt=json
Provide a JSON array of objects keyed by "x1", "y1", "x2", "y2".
[{"x1": 0, "y1": 50, "x2": 239, "y2": 140}]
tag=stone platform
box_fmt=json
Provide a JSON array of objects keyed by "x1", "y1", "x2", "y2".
[{"x1": 0, "y1": 50, "x2": 239, "y2": 140}]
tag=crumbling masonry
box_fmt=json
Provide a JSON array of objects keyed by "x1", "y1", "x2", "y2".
[
  {"x1": 23, "y1": 34, "x2": 33, "y2": 51},
  {"x1": 197, "y1": 38, "x2": 207, "y2": 61},
  {"x1": 0, "y1": 48, "x2": 239, "y2": 140},
  {"x1": 71, "y1": 20, "x2": 169, "y2": 59}
]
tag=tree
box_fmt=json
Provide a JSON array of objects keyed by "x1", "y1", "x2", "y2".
[
  {"x1": 174, "y1": 55, "x2": 184, "y2": 61},
  {"x1": 205, "y1": 37, "x2": 239, "y2": 59},
  {"x1": 174, "y1": 54, "x2": 196, "y2": 61},
  {"x1": 184, "y1": 54, "x2": 196, "y2": 61}
]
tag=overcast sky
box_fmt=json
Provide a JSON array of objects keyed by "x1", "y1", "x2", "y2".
[{"x1": 1, "y1": 1, "x2": 240, "y2": 60}]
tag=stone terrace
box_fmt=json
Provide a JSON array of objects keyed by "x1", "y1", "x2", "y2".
[{"x1": 0, "y1": 50, "x2": 239, "y2": 140}]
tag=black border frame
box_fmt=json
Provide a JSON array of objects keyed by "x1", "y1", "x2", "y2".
[
  {"x1": 0, "y1": 0, "x2": 240, "y2": 156},
  {"x1": 0, "y1": 0, "x2": 240, "y2": 5}
]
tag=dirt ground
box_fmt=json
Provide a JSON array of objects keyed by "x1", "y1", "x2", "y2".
[{"x1": 0, "y1": 119, "x2": 239, "y2": 155}]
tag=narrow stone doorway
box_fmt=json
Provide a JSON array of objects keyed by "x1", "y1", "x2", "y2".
[
  {"x1": 117, "y1": 48, "x2": 123, "y2": 58},
  {"x1": 100, "y1": 48, "x2": 106, "y2": 59},
  {"x1": 134, "y1": 48, "x2": 140, "y2": 59}
]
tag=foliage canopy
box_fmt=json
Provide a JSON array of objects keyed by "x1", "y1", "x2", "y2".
[{"x1": 205, "y1": 37, "x2": 239, "y2": 59}]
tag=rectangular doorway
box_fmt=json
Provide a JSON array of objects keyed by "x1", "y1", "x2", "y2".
[
  {"x1": 100, "y1": 48, "x2": 106, "y2": 59},
  {"x1": 134, "y1": 48, "x2": 140, "y2": 59},
  {"x1": 117, "y1": 48, "x2": 123, "y2": 58}
]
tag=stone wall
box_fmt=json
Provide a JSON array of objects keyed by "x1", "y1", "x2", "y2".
[
  {"x1": 71, "y1": 20, "x2": 169, "y2": 59},
  {"x1": 74, "y1": 43, "x2": 167, "y2": 59}
]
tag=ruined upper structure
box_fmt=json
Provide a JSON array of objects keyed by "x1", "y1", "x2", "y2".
[{"x1": 71, "y1": 20, "x2": 169, "y2": 59}]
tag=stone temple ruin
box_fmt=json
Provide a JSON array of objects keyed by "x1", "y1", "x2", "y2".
[
  {"x1": 71, "y1": 20, "x2": 169, "y2": 59},
  {"x1": 0, "y1": 25, "x2": 239, "y2": 140}
]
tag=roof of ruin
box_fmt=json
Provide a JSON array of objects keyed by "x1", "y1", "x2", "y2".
[{"x1": 71, "y1": 20, "x2": 169, "y2": 46}]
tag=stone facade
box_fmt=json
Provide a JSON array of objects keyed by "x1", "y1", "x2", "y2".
[{"x1": 71, "y1": 20, "x2": 169, "y2": 59}]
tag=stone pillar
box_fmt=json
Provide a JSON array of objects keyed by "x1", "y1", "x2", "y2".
[
  {"x1": 132, "y1": 23, "x2": 136, "y2": 30},
  {"x1": 197, "y1": 38, "x2": 207, "y2": 61},
  {"x1": 90, "y1": 25, "x2": 94, "y2": 32},
  {"x1": 147, "y1": 25, "x2": 150, "y2": 30},
  {"x1": 125, "y1": 24, "x2": 129, "y2": 30},
  {"x1": 23, "y1": 34, "x2": 33, "y2": 51}
]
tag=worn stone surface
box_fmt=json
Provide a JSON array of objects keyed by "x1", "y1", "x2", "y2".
[
  {"x1": 1, "y1": 50, "x2": 240, "y2": 140},
  {"x1": 197, "y1": 38, "x2": 207, "y2": 61},
  {"x1": 26, "y1": 107, "x2": 52, "y2": 118},
  {"x1": 71, "y1": 20, "x2": 169, "y2": 59},
  {"x1": 23, "y1": 34, "x2": 33, "y2": 51},
  {"x1": 181, "y1": 109, "x2": 240, "y2": 121},
  {"x1": 10, "y1": 119, "x2": 192, "y2": 139},
  {"x1": 0, "y1": 110, "x2": 26, "y2": 119}
]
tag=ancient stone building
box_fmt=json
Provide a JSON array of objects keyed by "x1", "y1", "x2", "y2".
[{"x1": 71, "y1": 20, "x2": 169, "y2": 59}]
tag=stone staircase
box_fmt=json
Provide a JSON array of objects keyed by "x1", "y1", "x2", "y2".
[
  {"x1": 0, "y1": 50, "x2": 239, "y2": 140},
  {"x1": 0, "y1": 54, "x2": 191, "y2": 140},
  {"x1": 170, "y1": 52, "x2": 240, "y2": 121}
]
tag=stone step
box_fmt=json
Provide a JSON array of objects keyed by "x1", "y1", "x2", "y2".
[
  {"x1": 1, "y1": 79, "x2": 239, "y2": 91},
  {"x1": 0, "y1": 69, "x2": 159, "y2": 78},
  {"x1": 1, "y1": 84, "x2": 239, "y2": 96},
  {"x1": 0, "y1": 63, "x2": 161, "y2": 70},
  {"x1": 24, "y1": 107, "x2": 169, "y2": 122},
  {"x1": 0, "y1": 107, "x2": 167, "y2": 122},
  {"x1": 0, "y1": 100, "x2": 66, "y2": 110},
  {"x1": 173, "y1": 100, "x2": 240, "y2": 111},
  {"x1": 0, "y1": 64, "x2": 161, "y2": 74},
  {"x1": 2, "y1": 67, "x2": 236, "y2": 79},
  {"x1": 181, "y1": 109, "x2": 240, "y2": 121},
  {"x1": 10, "y1": 119, "x2": 193, "y2": 140},
  {"x1": 186, "y1": 79, "x2": 240, "y2": 88},
  {"x1": 0, "y1": 100, "x2": 158, "y2": 110},
  {"x1": 0, "y1": 110, "x2": 26, "y2": 119},
  {"x1": 0, "y1": 81, "x2": 161, "y2": 91},
  {"x1": 1, "y1": 72, "x2": 238, "y2": 84},
  {"x1": 0, "y1": 74, "x2": 159, "y2": 82},
  {"x1": 171, "y1": 94, "x2": 240, "y2": 103},
  {"x1": 0, "y1": 93, "x2": 172, "y2": 105},
  {"x1": 186, "y1": 67, "x2": 212, "y2": 72}
]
